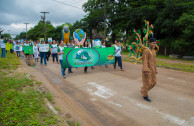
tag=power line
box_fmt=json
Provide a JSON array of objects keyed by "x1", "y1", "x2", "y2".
[{"x1": 52, "y1": 0, "x2": 82, "y2": 9}]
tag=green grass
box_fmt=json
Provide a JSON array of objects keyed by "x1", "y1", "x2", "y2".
[
  {"x1": 0, "y1": 52, "x2": 20, "y2": 75},
  {"x1": 156, "y1": 60, "x2": 194, "y2": 73},
  {"x1": 0, "y1": 51, "x2": 61, "y2": 126},
  {"x1": 123, "y1": 57, "x2": 194, "y2": 73},
  {"x1": 67, "y1": 120, "x2": 80, "y2": 126}
]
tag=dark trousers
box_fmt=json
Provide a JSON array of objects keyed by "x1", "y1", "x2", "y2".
[
  {"x1": 10, "y1": 49, "x2": 14, "y2": 54},
  {"x1": 114, "y1": 56, "x2": 123, "y2": 69},
  {"x1": 68, "y1": 67, "x2": 72, "y2": 73},
  {"x1": 1, "y1": 48, "x2": 6, "y2": 58},
  {"x1": 46, "y1": 51, "x2": 51, "y2": 61},
  {"x1": 16, "y1": 51, "x2": 20, "y2": 57},
  {"x1": 52, "y1": 53, "x2": 58, "y2": 62},
  {"x1": 84, "y1": 67, "x2": 88, "y2": 72},
  {"x1": 40, "y1": 52, "x2": 47, "y2": 65},
  {"x1": 59, "y1": 60, "x2": 66, "y2": 76}
]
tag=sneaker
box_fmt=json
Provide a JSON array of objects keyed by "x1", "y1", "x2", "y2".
[
  {"x1": 57, "y1": 61, "x2": 59, "y2": 64},
  {"x1": 143, "y1": 97, "x2": 151, "y2": 102},
  {"x1": 44, "y1": 64, "x2": 47, "y2": 66},
  {"x1": 53, "y1": 62, "x2": 55, "y2": 64},
  {"x1": 63, "y1": 75, "x2": 66, "y2": 78},
  {"x1": 121, "y1": 69, "x2": 124, "y2": 71}
]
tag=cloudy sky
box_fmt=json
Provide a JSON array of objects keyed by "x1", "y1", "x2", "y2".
[{"x1": 0, "y1": 0, "x2": 88, "y2": 38}]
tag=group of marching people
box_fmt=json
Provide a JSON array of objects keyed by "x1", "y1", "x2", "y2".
[
  {"x1": 1, "y1": 35, "x2": 158, "y2": 102},
  {"x1": 1, "y1": 36, "x2": 125, "y2": 78}
]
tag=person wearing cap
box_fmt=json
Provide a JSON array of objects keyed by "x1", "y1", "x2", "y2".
[{"x1": 141, "y1": 38, "x2": 158, "y2": 102}]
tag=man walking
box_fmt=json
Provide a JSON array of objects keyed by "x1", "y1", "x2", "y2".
[{"x1": 141, "y1": 38, "x2": 157, "y2": 102}]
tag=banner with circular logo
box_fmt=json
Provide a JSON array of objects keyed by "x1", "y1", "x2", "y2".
[{"x1": 63, "y1": 47, "x2": 115, "y2": 68}]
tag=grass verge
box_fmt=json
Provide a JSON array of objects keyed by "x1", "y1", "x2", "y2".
[
  {"x1": 123, "y1": 58, "x2": 194, "y2": 73},
  {"x1": 0, "y1": 51, "x2": 62, "y2": 125}
]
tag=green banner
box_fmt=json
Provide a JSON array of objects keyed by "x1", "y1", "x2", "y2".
[
  {"x1": 63, "y1": 47, "x2": 115, "y2": 68},
  {"x1": 24, "y1": 46, "x2": 33, "y2": 54}
]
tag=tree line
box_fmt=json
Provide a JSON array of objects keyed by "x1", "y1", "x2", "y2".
[{"x1": 15, "y1": 0, "x2": 194, "y2": 56}]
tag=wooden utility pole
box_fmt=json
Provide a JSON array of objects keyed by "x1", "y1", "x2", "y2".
[
  {"x1": 24, "y1": 23, "x2": 29, "y2": 40},
  {"x1": 40, "y1": 12, "x2": 49, "y2": 42}
]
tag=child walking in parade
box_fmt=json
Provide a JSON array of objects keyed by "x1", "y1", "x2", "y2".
[{"x1": 141, "y1": 38, "x2": 158, "y2": 102}]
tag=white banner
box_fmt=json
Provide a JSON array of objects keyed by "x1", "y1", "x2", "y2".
[
  {"x1": 14, "y1": 45, "x2": 22, "y2": 51},
  {"x1": 39, "y1": 44, "x2": 50, "y2": 52}
]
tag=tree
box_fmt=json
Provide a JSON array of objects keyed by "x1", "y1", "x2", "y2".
[
  {"x1": 27, "y1": 20, "x2": 54, "y2": 41},
  {"x1": 2, "y1": 33, "x2": 12, "y2": 40}
]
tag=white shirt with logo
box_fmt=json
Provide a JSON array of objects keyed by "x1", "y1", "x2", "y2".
[
  {"x1": 0, "y1": 39, "x2": 5, "y2": 48},
  {"x1": 115, "y1": 45, "x2": 122, "y2": 57},
  {"x1": 51, "y1": 44, "x2": 58, "y2": 54},
  {"x1": 58, "y1": 46, "x2": 66, "y2": 60}
]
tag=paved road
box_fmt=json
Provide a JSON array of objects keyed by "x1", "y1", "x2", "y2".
[{"x1": 33, "y1": 60, "x2": 194, "y2": 126}]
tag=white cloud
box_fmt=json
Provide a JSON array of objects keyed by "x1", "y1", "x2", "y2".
[{"x1": 0, "y1": 0, "x2": 88, "y2": 38}]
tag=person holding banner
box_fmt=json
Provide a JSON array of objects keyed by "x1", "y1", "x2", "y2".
[
  {"x1": 57, "y1": 41, "x2": 67, "y2": 78},
  {"x1": 83, "y1": 41, "x2": 89, "y2": 73},
  {"x1": 114, "y1": 40, "x2": 124, "y2": 71},
  {"x1": 39, "y1": 41, "x2": 48, "y2": 66},
  {"x1": 88, "y1": 41, "x2": 95, "y2": 69},
  {"x1": 101, "y1": 41, "x2": 108, "y2": 68},
  {"x1": 15, "y1": 42, "x2": 21, "y2": 57},
  {"x1": 51, "y1": 40, "x2": 59, "y2": 64},
  {"x1": 66, "y1": 40, "x2": 74, "y2": 73},
  {"x1": 23, "y1": 41, "x2": 30, "y2": 60}
]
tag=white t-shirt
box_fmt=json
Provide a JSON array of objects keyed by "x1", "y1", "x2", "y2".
[
  {"x1": 101, "y1": 45, "x2": 106, "y2": 48},
  {"x1": 51, "y1": 44, "x2": 58, "y2": 53},
  {"x1": 115, "y1": 45, "x2": 122, "y2": 57},
  {"x1": 0, "y1": 39, "x2": 5, "y2": 48},
  {"x1": 24, "y1": 44, "x2": 29, "y2": 46},
  {"x1": 58, "y1": 46, "x2": 66, "y2": 60}
]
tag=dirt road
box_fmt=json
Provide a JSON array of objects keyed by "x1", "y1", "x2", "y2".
[{"x1": 24, "y1": 59, "x2": 194, "y2": 126}]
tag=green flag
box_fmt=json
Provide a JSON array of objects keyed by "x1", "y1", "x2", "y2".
[
  {"x1": 24, "y1": 46, "x2": 33, "y2": 54},
  {"x1": 63, "y1": 47, "x2": 115, "y2": 68}
]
